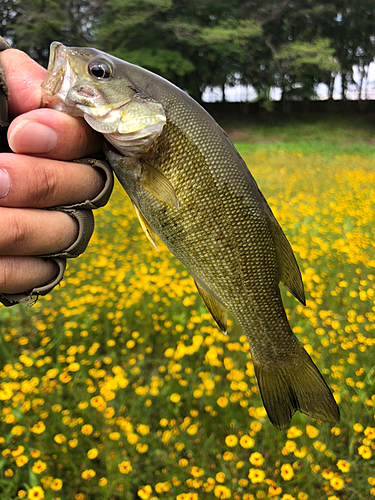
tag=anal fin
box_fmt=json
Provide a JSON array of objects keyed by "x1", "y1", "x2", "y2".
[
  {"x1": 194, "y1": 280, "x2": 227, "y2": 334},
  {"x1": 131, "y1": 201, "x2": 159, "y2": 251}
]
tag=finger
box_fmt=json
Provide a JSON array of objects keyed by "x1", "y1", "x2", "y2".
[
  {"x1": 0, "y1": 256, "x2": 58, "y2": 294},
  {"x1": 0, "y1": 49, "x2": 46, "y2": 116},
  {"x1": 0, "y1": 208, "x2": 78, "y2": 256},
  {"x1": 0, "y1": 154, "x2": 105, "y2": 208},
  {"x1": 7, "y1": 108, "x2": 102, "y2": 159}
]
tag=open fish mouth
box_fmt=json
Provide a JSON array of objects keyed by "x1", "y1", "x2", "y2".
[
  {"x1": 41, "y1": 41, "x2": 166, "y2": 155},
  {"x1": 41, "y1": 42, "x2": 82, "y2": 116}
]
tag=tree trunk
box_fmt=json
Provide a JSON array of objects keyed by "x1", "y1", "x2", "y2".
[
  {"x1": 341, "y1": 71, "x2": 347, "y2": 101},
  {"x1": 328, "y1": 75, "x2": 335, "y2": 99}
]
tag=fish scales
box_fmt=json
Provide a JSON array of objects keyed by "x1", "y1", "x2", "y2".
[
  {"x1": 41, "y1": 42, "x2": 340, "y2": 429},
  {"x1": 138, "y1": 119, "x2": 280, "y2": 349}
]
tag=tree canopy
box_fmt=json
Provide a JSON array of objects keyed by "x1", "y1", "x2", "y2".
[{"x1": 1, "y1": 0, "x2": 374, "y2": 102}]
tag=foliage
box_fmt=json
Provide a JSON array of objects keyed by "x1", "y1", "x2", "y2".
[
  {"x1": 1, "y1": 0, "x2": 374, "y2": 101},
  {"x1": 0, "y1": 0, "x2": 102, "y2": 67},
  {"x1": 1, "y1": 127, "x2": 375, "y2": 499}
]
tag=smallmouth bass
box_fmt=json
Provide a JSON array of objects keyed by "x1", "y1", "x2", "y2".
[{"x1": 41, "y1": 42, "x2": 340, "y2": 429}]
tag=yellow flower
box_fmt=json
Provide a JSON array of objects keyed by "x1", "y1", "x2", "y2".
[
  {"x1": 54, "y1": 434, "x2": 66, "y2": 444},
  {"x1": 99, "y1": 477, "x2": 108, "y2": 486},
  {"x1": 216, "y1": 472, "x2": 226, "y2": 483},
  {"x1": 249, "y1": 452, "x2": 264, "y2": 466},
  {"x1": 322, "y1": 469, "x2": 334, "y2": 480},
  {"x1": 118, "y1": 460, "x2": 132, "y2": 474},
  {"x1": 136, "y1": 443, "x2": 148, "y2": 453},
  {"x1": 190, "y1": 466, "x2": 204, "y2": 477},
  {"x1": 32, "y1": 460, "x2": 47, "y2": 474},
  {"x1": 81, "y1": 469, "x2": 96, "y2": 480},
  {"x1": 306, "y1": 425, "x2": 319, "y2": 439},
  {"x1": 179, "y1": 459, "x2": 188, "y2": 467},
  {"x1": 364, "y1": 427, "x2": 375, "y2": 440},
  {"x1": 59, "y1": 373, "x2": 72, "y2": 383},
  {"x1": 15, "y1": 455, "x2": 29, "y2": 467},
  {"x1": 336, "y1": 460, "x2": 350, "y2": 473},
  {"x1": 81, "y1": 424, "x2": 93, "y2": 435},
  {"x1": 239, "y1": 435, "x2": 254, "y2": 449},
  {"x1": 268, "y1": 486, "x2": 282, "y2": 497},
  {"x1": 11, "y1": 425, "x2": 25, "y2": 436},
  {"x1": 287, "y1": 426, "x2": 303, "y2": 439},
  {"x1": 27, "y1": 486, "x2": 45, "y2": 499},
  {"x1": 90, "y1": 395, "x2": 106, "y2": 411},
  {"x1": 51, "y1": 479, "x2": 63, "y2": 491},
  {"x1": 225, "y1": 435, "x2": 238, "y2": 447},
  {"x1": 353, "y1": 423, "x2": 363, "y2": 433},
  {"x1": 12, "y1": 445, "x2": 25, "y2": 457},
  {"x1": 330, "y1": 476, "x2": 344, "y2": 491},
  {"x1": 170, "y1": 392, "x2": 181, "y2": 403},
  {"x1": 282, "y1": 440, "x2": 297, "y2": 455},
  {"x1": 248, "y1": 468, "x2": 265, "y2": 484},
  {"x1": 280, "y1": 463, "x2": 294, "y2": 481},
  {"x1": 358, "y1": 445, "x2": 372, "y2": 459},
  {"x1": 137, "y1": 485, "x2": 152, "y2": 500},
  {"x1": 87, "y1": 448, "x2": 99, "y2": 459},
  {"x1": 137, "y1": 424, "x2": 150, "y2": 435},
  {"x1": 217, "y1": 396, "x2": 228, "y2": 407},
  {"x1": 214, "y1": 485, "x2": 231, "y2": 499},
  {"x1": 30, "y1": 422, "x2": 46, "y2": 434}
]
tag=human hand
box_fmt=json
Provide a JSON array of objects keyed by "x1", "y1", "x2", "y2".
[{"x1": 0, "y1": 49, "x2": 107, "y2": 297}]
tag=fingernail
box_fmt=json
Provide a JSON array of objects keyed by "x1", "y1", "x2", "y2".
[
  {"x1": 9, "y1": 121, "x2": 58, "y2": 154},
  {"x1": 0, "y1": 168, "x2": 11, "y2": 199}
]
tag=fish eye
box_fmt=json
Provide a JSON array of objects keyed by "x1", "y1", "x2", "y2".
[{"x1": 88, "y1": 60, "x2": 113, "y2": 80}]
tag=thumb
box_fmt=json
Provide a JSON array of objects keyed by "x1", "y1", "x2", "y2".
[{"x1": 0, "y1": 49, "x2": 46, "y2": 116}]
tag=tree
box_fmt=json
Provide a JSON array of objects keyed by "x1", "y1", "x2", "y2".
[{"x1": 0, "y1": 0, "x2": 102, "y2": 67}]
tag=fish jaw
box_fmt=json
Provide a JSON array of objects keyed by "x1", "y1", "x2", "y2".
[
  {"x1": 41, "y1": 42, "x2": 83, "y2": 117},
  {"x1": 41, "y1": 42, "x2": 167, "y2": 156}
]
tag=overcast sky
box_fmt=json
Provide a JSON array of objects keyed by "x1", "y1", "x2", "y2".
[{"x1": 202, "y1": 63, "x2": 375, "y2": 102}]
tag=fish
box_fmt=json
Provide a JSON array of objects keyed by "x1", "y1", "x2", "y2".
[{"x1": 41, "y1": 42, "x2": 340, "y2": 430}]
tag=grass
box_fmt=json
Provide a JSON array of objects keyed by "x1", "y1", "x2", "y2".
[
  {"x1": 0, "y1": 117, "x2": 375, "y2": 500},
  {"x1": 225, "y1": 114, "x2": 375, "y2": 157}
]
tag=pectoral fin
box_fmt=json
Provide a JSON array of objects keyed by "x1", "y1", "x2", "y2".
[
  {"x1": 140, "y1": 163, "x2": 179, "y2": 209},
  {"x1": 131, "y1": 201, "x2": 159, "y2": 251},
  {"x1": 194, "y1": 280, "x2": 227, "y2": 334}
]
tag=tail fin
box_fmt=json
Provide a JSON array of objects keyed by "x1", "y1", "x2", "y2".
[{"x1": 253, "y1": 345, "x2": 340, "y2": 430}]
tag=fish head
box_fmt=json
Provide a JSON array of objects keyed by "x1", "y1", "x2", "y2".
[{"x1": 41, "y1": 42, "x2": 166, "y2": 155}]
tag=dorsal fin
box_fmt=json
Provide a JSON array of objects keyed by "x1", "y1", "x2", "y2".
[
  {"x1": 194, "y1": 280, "x2": 227, "y2": 334},
  {"x1": 259, "y1": 191, "x2": 305, "y2": 305},
  {"x1": 274, "y1": 225, "x2": 305, "y2": 305}
]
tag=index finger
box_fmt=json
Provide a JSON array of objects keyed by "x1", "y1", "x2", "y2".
[{"x1": 0, "y1": 49, "x2": 46, "y2": 116}]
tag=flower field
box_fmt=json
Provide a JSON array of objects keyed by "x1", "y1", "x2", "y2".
[{"x1": 0, "y1": 130, "x2": 374, "y2": 500}]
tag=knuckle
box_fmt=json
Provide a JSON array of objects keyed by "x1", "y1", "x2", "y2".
[
  {"x1": 33, "y1": 165, "x2": 58, "y2": 207},
  {"x1": 1, "y1": 210, "x2": 28, "y2": 250},
  {"x1": 0, "y1": 257, "x2": 16, "y2": 290}
]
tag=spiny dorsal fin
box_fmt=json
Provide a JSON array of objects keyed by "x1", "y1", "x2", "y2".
[
  {"x1": 140, "y1": 163, "x2": 179, "y2": 209},
  {"x1": 131, "y1": 201, "x2": 159, "y2": 251},
  {"x1": 194, "y1": 280, "x2": 227, "y2": 334}
]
